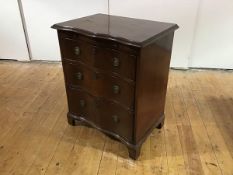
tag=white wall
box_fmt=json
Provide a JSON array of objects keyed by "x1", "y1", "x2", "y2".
[
  {"x1": 189, "y1": 0, "x2": 233, "y2": 69},
  {"x1": 21, "y1": 0, "x2": 108, "y2": 61},
  {"x1": 109, "y1": 0, "x2": 200, "y2": 68},
  {"x1": 1, "y1": 1, "x2": 232, "y2": 69},
  {"x1": 0, "y1": 0, "x2": 29, "y2": 61}
]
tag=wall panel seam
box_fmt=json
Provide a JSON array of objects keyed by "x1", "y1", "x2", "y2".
[{"x1": 17, "y1": 0, "x2": 32, "y2": 60}]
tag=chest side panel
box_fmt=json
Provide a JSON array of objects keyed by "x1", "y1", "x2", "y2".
[{"x1": 134, "y1": 32, "x2": 175, "y2": 143}]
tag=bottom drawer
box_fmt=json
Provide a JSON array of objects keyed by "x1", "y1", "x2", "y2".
[
  {"x1": 67, "y1": 87, "x2": 95, "y2": 123},
  {"x1": 66, "y1": 88, "x2": 133, "y2": 141}
]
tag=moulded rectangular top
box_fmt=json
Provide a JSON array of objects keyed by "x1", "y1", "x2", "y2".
[{"x1": 52, "y1": 13, "x2": 178, "y2": 47}]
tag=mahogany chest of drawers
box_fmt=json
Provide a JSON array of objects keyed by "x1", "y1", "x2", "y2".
[{"x1": 52, "y1": 14, "x2": 178, "y2": 159}]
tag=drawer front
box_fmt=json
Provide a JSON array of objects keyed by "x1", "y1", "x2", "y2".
[
  {"x1": 67, "y1": 88, "x2": 133, "y2": 141},
  {"x1": 63, "y1": 61, "x2": 135, "y2": 109},
  {"x1": 67, "y1": 88, "x2": 95, "y2": 123},
  {"x1": 95, "y1": 98, "x2": 133, "y2": 141},
  {"x1": 93, "y1": 46, "x2": 136, "y2": 80},
  {"x1": 58, "y1": 31, "x2": 137, "y2": 80},
  {"x1": 59, "y1": 37, "x2": 94, "y2": 64}
]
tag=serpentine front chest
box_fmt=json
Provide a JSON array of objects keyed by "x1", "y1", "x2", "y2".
[{"x1": 52, "y1": 13, "x2": 178, "y2": 159}]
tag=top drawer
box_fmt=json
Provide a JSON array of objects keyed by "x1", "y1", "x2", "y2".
[
  {"x1": 58, "y1": 37, "x2": 94, "y2": 63},
  {"x1": 58, "y1": 31, "x2": 137, "y2": 80}
]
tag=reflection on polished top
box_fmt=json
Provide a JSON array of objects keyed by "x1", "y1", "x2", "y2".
[{"x1": 52, "y1": 13, "x2": 178, "y2": 47}]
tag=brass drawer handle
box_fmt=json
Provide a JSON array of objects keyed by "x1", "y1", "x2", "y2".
[
  {"x1": 79, "y1": 100, "x2": 85, "y2": 107},
  {"x1": 112, "y1": 115, "x2": 119, "y2": 123},
  {"x1": 113, "y1": 85, "x2": 120, "y2": 94},
  {"x1": 74, "y1": 46, "x2": 80, "y2": 55},
  {"x1": 75, "y1": 72, "x2": 83, "y2": 80},
  {"x1": 113, "y1": 57, "x2": 120, "y2": 67}
]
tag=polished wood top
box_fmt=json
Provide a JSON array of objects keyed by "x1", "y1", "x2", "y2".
[{"x1": 52, "y1": 13, "x2": 178, "y2": 47}]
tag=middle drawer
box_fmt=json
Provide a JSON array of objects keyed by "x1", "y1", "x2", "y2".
[{"x1": 63, "y1": 61, "x2": 135, "y2": 109}]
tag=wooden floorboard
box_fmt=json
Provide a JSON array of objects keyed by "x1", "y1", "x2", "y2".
[{"x1": 0, "y1": 61, "x2": 232, "y2": 175}]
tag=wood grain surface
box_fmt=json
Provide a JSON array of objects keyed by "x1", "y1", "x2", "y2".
[{"x1": 0, "y1": 61, "x2": 232, "y2": 175}]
